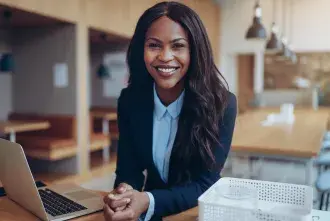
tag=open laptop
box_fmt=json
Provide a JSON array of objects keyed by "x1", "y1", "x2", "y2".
[{"x1": 0, "y1": 138, "x2": 104, "y2": 221}]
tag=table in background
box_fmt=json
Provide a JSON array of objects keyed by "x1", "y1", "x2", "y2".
[
  {"x1": 230, "y1": 108, "x2": 330, "y2": 185},
  {"x1": 90, "y1": 110, "x2": 117, "y2": 163},
  {"x1": 0, "y1": 120, "x2": 50, "y2": 142}
]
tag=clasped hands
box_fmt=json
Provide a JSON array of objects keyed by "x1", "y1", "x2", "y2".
[{"x1": 103, "y1": 183, "x2": 150, "y2": 221}]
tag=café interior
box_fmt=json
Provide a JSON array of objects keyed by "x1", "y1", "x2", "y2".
[{"x1": 0, "y1": 0, "x2": 330, "y2": 220}]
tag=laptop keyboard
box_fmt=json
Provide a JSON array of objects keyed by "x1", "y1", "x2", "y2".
[{"x1": 39, "y1": 189, "x2": 87, "y2": 217}]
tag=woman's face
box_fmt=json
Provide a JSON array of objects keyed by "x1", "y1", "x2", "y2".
[{"x1": 144, "y1": 16, "x2": 190, "y2": 91}]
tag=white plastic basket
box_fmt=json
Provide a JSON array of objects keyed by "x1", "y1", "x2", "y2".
[{"x1": 198, "y1": 177, "x2": 313, "y2": 221}]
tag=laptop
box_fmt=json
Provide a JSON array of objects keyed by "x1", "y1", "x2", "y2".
[{"x1": 0, "y1": 138, "x2": 104, "y2": 221}]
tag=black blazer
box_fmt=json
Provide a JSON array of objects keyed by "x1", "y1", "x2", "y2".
[{"x1": 114, "y1": 83, "x2": 237, "y2": 220}]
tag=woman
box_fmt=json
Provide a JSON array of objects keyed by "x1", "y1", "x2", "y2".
[{"x1": 103, "y1": 1, "x2": 237, "y2": 221}]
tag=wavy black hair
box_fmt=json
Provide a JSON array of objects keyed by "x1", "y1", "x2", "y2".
[{"x1": 127, "y1": 1, "x2": 229, "y2": 182}]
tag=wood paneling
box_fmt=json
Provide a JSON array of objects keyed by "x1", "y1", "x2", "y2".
[
  {"x1": 85, "y1": 0, "x2": 221, "y2": 61},
  {"x1": 237, "y1": 54, "x2": 254, "y2": 113},
  {"x1": 0, "y1": 0, "x2": 80, "y2": 23},
  {"x1": 189, "y1": 1, "x2": 220, "y2": 63},
  {"x1": 0, "y1": 0, "x2": 221, "y2": 63}
]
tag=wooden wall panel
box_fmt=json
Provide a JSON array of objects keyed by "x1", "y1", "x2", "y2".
[
  {"x1": 85, "y1": 0, "x2": 221, "y2": 61},
  {"x1": 85, "y1": 0, "x2": 130, "y2": 37},
  {"x1": 0, "y1": 0, "x2": 221, "y2": 62},
  {"x1": 188, "y1": 1, "x2": 220, "y2": 63},
  {"x1": 0, "y1": 0, "x2": 81, "y2": 23}
]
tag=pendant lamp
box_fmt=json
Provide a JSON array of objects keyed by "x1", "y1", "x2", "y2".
[
  {"x1": 276, "y1": 0, "x2": 291, "y2": 60},
  {"x1": 96, "y1": 33, "x2": 111, "y2": 79},
  {"x1": 266, "y1": 0, "x2": 282, "y2": 53},
  {"x1": 245, "y1": 0, "x2": 267, "y2": 40},
  {"x1": 97, "y1": 63, "x2": 111, "y2": 79}
]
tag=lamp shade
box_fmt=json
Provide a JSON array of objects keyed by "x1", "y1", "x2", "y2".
[
  {"x1": 97, "y1": 64, "x2": 110, "y2": 79},
  {"x1": 266, "y1": 23, "x2": 282, "y2": 53},
  {"x1": 245, "y1": 2, "x2": 267, "y2": 40}
]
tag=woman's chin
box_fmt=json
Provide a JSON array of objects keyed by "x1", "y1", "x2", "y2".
[{"x1": 155, "y1": 79, "x2": 178, "y2": 90}]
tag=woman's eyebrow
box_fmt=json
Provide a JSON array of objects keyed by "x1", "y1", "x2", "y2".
[
  {"x1": 170, "y1": 38, "x2": 187, "y2": 43},
  {"x1": 145, "y1": 37, "x2": 188, "y2": 43},
  {"x1": 145, "y1": 37, "x2": 162, "y2": 43}
]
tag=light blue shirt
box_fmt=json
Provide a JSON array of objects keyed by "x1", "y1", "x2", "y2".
[{"x1": 142, "y1": 84, "x2": 184, "y2": 221}]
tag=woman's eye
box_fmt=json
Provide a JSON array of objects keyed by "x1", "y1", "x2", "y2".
[
  {"x1": 173, "y1": 43, "x2": 185, "y2": 49},
  {"x1": 148, "y1": 43, "x2": 161, "y2": 48}
]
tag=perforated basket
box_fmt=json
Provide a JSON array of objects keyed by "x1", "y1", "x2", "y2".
[{"x1": 198, "y1": 177, "x2": 313, "y2": 221}]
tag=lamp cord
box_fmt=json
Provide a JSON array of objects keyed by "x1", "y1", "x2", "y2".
[
  {"x1": 282, "y1": 0, "x2": 286, "y2": 37},
  {"x1": 272, "y1": 0, "x2": 276, "y2": 23}
]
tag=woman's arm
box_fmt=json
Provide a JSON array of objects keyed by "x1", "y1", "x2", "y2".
[
  {"x1": 114, "y1": 88, "x2": 145, "y2": 191},
  {"x1": 149, "y1": 93, "x2": 237, "y2": 217}
]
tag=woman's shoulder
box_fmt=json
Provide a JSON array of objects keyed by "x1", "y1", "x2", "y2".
[
  {"x1": 226, "y1": 92, "x2": 237, "y2": 111},
  {"x1": 221, "y1": 91, "x2": 237, "y2": 121},
  {"x1": 118, "y1": 83, "x2": 153, "y2": 107}
]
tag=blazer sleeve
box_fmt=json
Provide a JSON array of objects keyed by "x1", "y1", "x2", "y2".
[
  {"x1": 149, "y1": 93, "x2": 237, "y2": 217},
  {"x1": 114, "y1": 88, "x2": 145, "y2": 191}
]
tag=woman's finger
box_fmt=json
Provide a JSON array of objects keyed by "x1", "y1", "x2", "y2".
[
  {"x1": 112, "y1": 208, "x2": 135, "y2": 221},
  {"x1": 116, "y1": 183, "x2": 132, "y2": 194},
  {"x1": 108, "y1": 190, "x2": 133, "y2": 201},
  {"x1": 109, "y1": 197, "x2": 131, "y2": 209},
  {"x1": 103, "y1": 204, "x2": 114, "y2": 221},
  {"x1": 114, "y1": 205, "x2": 126, "y2": 212}
]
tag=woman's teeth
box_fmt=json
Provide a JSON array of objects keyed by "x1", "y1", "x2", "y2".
[{"x1": 157, "y1": 67, "x2": 176, "y2": 73}]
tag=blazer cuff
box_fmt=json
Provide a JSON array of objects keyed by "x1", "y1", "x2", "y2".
[{"x1": 143, "y1": 192, "x2": 155, "y2": 221}]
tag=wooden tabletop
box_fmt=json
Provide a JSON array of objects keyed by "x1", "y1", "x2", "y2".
[
  {"x1": 1, "y1": 195, "x2": 330, "y2": 221},
  {"x1": 231, "y1": 107, "x2": 330, "y2": 158},
  {"x1": 0, "y1": 120, "x2": 50, "y2": 134},
  {"x1": 90, "y1": 111, "x2": 117, "y2": 121}
]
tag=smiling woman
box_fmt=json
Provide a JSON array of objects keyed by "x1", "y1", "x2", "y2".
[{"x1": 103, "y1": 1, "x2": 237, "y2": 221}]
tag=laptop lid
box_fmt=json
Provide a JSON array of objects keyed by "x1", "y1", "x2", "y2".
[{"x1": 0, "y1": 138, "x2": 48, "y2": 221}]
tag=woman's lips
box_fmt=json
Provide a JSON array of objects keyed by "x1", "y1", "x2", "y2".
[{"x1": 153, "y1": 66, "x2": 179, "y2": 77}]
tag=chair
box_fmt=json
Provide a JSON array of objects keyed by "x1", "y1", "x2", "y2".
[
  {"x1": 320, "y1": 140, "x2": 330, "y2": 152},
  {"x1": 324, "y1": 131, "x2": 330, "y2": 141},
  {"x1": 316, "y1": 171, "x2": 330, "y2": 210},
  {"x1": 315, "y1": 152, "x2": 330, "y2": 175}
]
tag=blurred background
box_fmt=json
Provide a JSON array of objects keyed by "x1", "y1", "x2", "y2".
[{"x1": 0, "y1": 0, "x2": 329, "y2": 211}]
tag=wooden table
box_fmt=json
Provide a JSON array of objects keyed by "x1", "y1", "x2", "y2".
[
  {"x1": 0, "y1": 120, "x2": 50, "y2": 142},
  {"x1": 230, "y1": 107, "x2": 330, "y2": 185},
  {"x1": 90, "y1": 110, "x2": 117, "y2": 163},
  {"x1": 1, "y1": 195, "x2": 330, "y2": 221}
]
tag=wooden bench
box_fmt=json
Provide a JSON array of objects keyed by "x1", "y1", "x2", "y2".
[{"x1": 8, "y1": 113, "x2": 110, "y2": 161}]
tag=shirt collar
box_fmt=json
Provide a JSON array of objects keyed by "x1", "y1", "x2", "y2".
[{"x1": 153, "y1": 84, "x2": 185, "y2": 120}]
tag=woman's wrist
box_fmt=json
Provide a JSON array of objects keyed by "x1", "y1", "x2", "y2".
[{"x1": 140, "y1": 191, "x2": 150, "y2": 213}]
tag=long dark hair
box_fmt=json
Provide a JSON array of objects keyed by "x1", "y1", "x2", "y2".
[{"x1": 127, "y1": 1, "x2": 229, "y2": 182}]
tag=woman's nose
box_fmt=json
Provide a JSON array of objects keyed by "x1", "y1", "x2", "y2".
[{"x1": 158, "y1": 48, "x2": 173, "y2": 62}]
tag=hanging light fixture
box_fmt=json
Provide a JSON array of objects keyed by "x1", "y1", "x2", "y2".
[
  {"x1": 265, "y1": 0, "x2": 282, "y2": 53},
  {"x1": 96, "y1": 33, "x2": 111, "y2": 79},
  {"x1": 287, "y1": 0, "x2": 297, "y2": 64},
  {"x1": 245, "y1": 0, "x2": 267, "y2": 40},
  {"x1": 276, "y1": 0, "x2": 291, "y2": 60}
]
